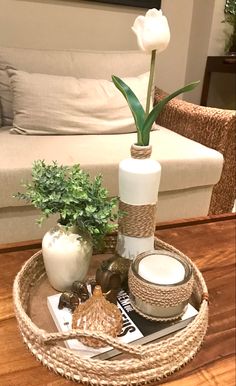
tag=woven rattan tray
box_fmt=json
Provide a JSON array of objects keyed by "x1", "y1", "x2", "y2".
[{"x1": 13, "y1": 237, "x2": 209, "y2": 385}]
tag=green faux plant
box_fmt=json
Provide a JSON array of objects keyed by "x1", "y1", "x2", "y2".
[{"x1": 14, "y1": 160, "x2": 118, "y2": 247}]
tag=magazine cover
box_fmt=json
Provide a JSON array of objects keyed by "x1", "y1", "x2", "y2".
[{"x1": 47, "y1": 288, "x2": 198, "y2": 360}]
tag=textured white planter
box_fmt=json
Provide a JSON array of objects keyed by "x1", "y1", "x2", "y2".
[
  {"x1": 42, "y1": 224, "x2": 93, "y2": 292},
  {"x1": 117, "y1": 144, "x2": 161, "y2": 260}
]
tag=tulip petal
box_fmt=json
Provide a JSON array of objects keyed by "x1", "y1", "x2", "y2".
[
  {"x1": 132, "y1": 16, "x2": 146, "y2": 51},
  {"x1": 132, "y1": 9, "x2": 170, "y2": 54},
  {"x1": 145, "y1": 8, "x2": 163, "y2": 18},
  {"x1": 142, "y1": 16, "x2": 170, "y2": 53},
  {"x1": 132, "y1": 15, "x2": 145, "y2": 33}
]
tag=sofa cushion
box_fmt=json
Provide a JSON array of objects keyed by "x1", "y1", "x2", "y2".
[
  {"x1": 0, "y1": 126, "x2": 223, "y2": 209},
  {"x1": 7, "y1": 69, "x2": 149, "y2": 135},
  {"x1": 0, "y1": 47, "x2": 149, "y2": 126}
]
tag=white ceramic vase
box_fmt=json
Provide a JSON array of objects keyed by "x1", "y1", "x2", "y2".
[
  {"x1": 116, "y1": 144, "x2": 161, "y2": 260},
  {"x1": 42, "y1": 223, "x2": 93, "y2": 292}
]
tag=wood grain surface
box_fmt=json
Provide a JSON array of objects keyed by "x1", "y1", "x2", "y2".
[{"x1": 0, "y1": 216, "x2": 235, "y2": 386}]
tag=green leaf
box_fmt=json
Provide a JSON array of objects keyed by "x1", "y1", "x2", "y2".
[
  {"x1": 141, "y1": 81, "x2": 200, "y2": 145},
  {"x1": 112, "y1": 75, "x2": 146, "y2": 144},
  {"x1": 14, "y1": 160, "x2": 120, "y2": 248}
]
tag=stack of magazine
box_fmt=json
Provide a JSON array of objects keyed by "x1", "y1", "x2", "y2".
[{"x1": 47, "y1": 288, "x2": 198, "y2": 360}]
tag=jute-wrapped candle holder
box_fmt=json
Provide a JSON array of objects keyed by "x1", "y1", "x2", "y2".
[
  {"x1": 13, "y1": 236, "x2": 209, "y2": 386},
  {"x1": 128, "y1": 249, "x2": 194, "y2": 321}
]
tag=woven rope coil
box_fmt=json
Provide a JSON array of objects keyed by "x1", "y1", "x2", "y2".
[
  {"x1": 130, "y1": 144, "x2": 152, "y2": 159},
  {"x1": 119, "y1": 200, "x2": 156, "y2": 237},
  {"x1": 13, "y1": 237, "x2": 209, "y2": 386},
  {"x1": 130, "y1": 299, "x2": 188, "y2": 322},
  {"x1": 129, "y1": 268, "x2": 194, "y2": 307}
]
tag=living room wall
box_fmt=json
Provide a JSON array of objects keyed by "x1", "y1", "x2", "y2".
[
  {"x1": 207, "y1": 0, "x2": 236, "y2": 109},
  {"x1": 0, "y1": 0, "x2": 195, "y2": 98},
  {"x1": 0, "y1": 0, "x2": 233, "y2": 107}
]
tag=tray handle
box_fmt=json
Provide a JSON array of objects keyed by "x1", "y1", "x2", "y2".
[{"x1": 39, "y1": 329, "x2": 144, "y2": 358}]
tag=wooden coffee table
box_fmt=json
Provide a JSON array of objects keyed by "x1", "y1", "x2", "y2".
[{"x1": 0, "y1": 214, "x2": 235, "y2": 386}]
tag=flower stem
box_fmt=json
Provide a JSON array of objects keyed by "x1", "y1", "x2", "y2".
[{"x1": 145, "y1": 50, "x2": 156, "y2": 116}]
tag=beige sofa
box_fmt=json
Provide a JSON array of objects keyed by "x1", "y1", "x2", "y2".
[{"x1": 0, "y1": 47, "x2": 223, "y2": 244}]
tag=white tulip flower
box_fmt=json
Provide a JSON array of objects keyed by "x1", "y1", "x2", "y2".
[
  {"x1": 112, "y1": 9, "x2": 199, "y2": 146},
  {"x1": 132, "y1": 9, "x2": 170, "y2": 54}
]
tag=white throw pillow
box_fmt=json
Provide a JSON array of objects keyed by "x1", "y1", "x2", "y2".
[{"x1": 7, "y1": 69, "x2": 150, "y2": 135}]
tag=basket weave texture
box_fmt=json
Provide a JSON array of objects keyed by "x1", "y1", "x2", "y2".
[{"x1": 13, "y1": 237, "x2": 209, "y2": 385}]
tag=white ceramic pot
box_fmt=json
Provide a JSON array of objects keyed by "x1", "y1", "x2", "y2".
[
  {"x1": 116, "y1": 144, "x2": 161, "y2": 260},
  {"x1": 42, "y1": 224, "x2": 93, "y2": 291}
]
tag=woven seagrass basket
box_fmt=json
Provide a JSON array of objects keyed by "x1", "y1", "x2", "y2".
[{"x1": 13, "y1": 237, "x2": 209, "y2": 386}]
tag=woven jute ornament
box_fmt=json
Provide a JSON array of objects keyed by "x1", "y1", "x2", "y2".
[
  {"x1": 72, "y1": 285, "x2": 122, "y2": 348},
  {"x1": 13, "y1": 236, "x2": 209, "y2": 386}
]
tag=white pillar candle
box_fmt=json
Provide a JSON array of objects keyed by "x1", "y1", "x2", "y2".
[
  {"x1": 117, "y1": 157, "x2": 161, "y2": 259},
  {"x1": 138, "y1": 254, "x2": 186, "y2": 285}
]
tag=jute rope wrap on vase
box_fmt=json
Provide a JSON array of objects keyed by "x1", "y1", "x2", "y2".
[
  {"x1": 119, "y1": 144, "x2": 157, "y2": 238},
  {"x1": 119, "y1": 201, "x2": 157, "y2": 237},
  {"x1": 13, "y1": 237, "x2": 209, "y2": 386},
  {"x1": 130, "y1": 144, "x2": 152, "y2": 159}
]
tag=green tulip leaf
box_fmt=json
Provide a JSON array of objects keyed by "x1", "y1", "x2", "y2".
[
  {"x1": 141, "y1": 81, "x2": 200, "y2": 145},
  {"x1": 112, "y1": 75, "x2": 146, "y2": 144}
]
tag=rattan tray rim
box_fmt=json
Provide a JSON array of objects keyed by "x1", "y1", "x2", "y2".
[{"x1": 13, "y1": 236, "x2": 209, "y2": 385}]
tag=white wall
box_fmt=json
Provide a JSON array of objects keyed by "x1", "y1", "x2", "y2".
[
  {"x1": 0, "y1": 0, "x2": 194, "y2": 100},
  {"x1": 208, "y1": 0, "x2": 227, "y2": 56},
  {"x1": 0, "y1": 0, "x2": 234, "y2": 107},
  {"x1": 207, "y1": 0, "x2": 236, "y2": 109},
  {"x1": 184, "y1": 0, "x2": 215, "y2": 104},
  {"x1": 0, "y1": 0, "x2": 139, "y2": 50},
  {"x1": 155, "y1": 0, "x2": 194, "y2": 94}
]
